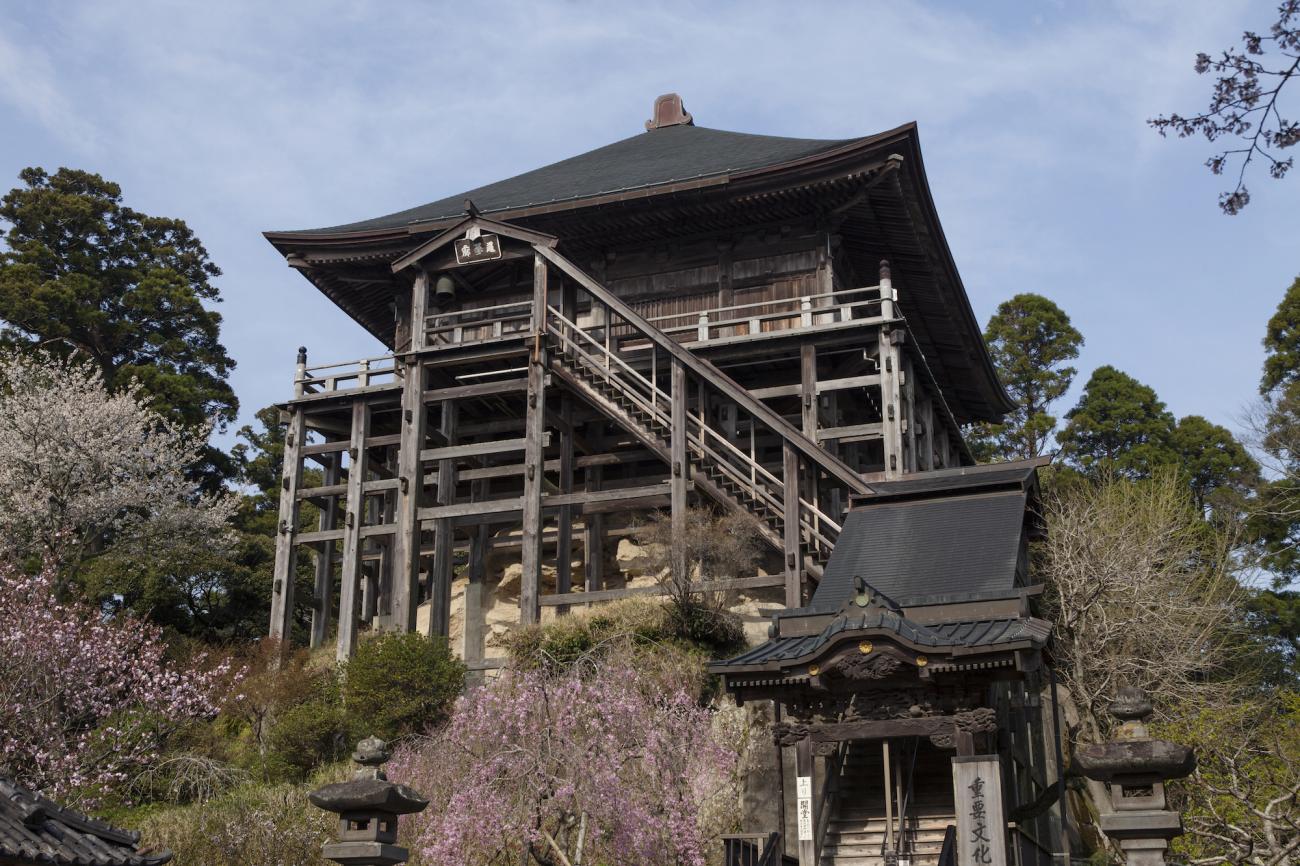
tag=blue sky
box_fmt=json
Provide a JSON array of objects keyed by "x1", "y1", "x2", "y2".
[{"x1": 1, "y1": 0, "x2": 1296, "y2": 449}]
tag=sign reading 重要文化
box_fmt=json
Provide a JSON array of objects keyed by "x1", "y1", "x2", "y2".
[
  {"x1": 454, "y1": 232, "x2": 503, "y2": 265},
  {"x1": 952, "y1": 756, "x2": 1007, "y2": 866},
  {"x1": 796, "y1": 775, "x2": 813, "y2": 841}
]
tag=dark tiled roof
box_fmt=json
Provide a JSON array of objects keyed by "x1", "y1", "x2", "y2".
[
  {"x1": 856, "y1": 458, "x2": 1046, "y2": 503},
  {"x1": 0, "y1": 777, "x2": 171, "y2": 865},
  {"x1": 714, "y1": 612, "x2": 1050, "y2": 669},
  {"x1": 287, "y1": 124, "x2": 859, "y2": 235},
  {"x1": 808, "y1": 489, "x2": 1028, "y2": 612}
]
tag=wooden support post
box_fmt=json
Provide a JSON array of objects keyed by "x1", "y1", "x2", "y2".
[
  {"x1": 464, "y1": 481, "x2": 488, "y2": 673},
  {"x1": 670, "y1": 360, "x2": 689, "y2": 587},
  {"x1": 337, "y1": 401, "x2": 370, "y2": 662},
  {"x1": 903, "y1": 355, "x2": 917, "y2": 473},
  {"x1": 795, "y1": 737, "x2": 817, "y2": 866},
  {"x1": 877, "y1": 261, "x2": 904, "y2": 479},
  {"x1": 555, "y1": 395, "x2": 575, "y2": 614},
  {"x1": 269, "y1": 406, "x2": 306, "y2": 643},
  {"x1": 427, "y1": 400, "x2": 457, "y2": 637},
  {"x1": 800, "y1": 343, "x2": 818, "y2": 440},
  {"x1": 782, "y1": 444, "x2": 802, "y2": 608},
  {"x1": 920, "y1": 396, "x2": 935, "y2": 471},
  {"x1": 519, "y1": 253, "x2": 548, "y2": 626},
  {"x1": 309, "y1": 453, "x2": 340, "y2": 649},
  {"x1": 883, "y1": 740, "x2": 895, "y2": 852},
  {"x1": 583, "y1": 463, "x2": 604, "y2": 592},
  {"x1": 393, "y1": 359, "x2": 428, "y2": 634},
  {"x1": 936, "y1": 426, "x2": 952, "y2": 470},
  {"x1": 411, "y1": 270, "x2": 429, "y2": 351}
]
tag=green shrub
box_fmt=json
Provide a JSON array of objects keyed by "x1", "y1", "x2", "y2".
[
  {"x1": 342, "y1": 632, "x2": 465, "y2": 741},
  {"x1": 264, "y1": 671, "x2": 350, "y2": 781},
  {"x1": 134, "y1": 767, "x2": 344, "y2": 866}
]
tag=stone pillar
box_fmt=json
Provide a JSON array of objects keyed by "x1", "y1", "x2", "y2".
[
  {"x1": 1074, "y1": 687, "x2": 1196, "y2": 866},
  {"x1": 309, "y1": 737, "x2": 429, "y2": 866}
]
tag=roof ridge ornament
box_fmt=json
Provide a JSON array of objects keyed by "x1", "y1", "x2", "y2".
[{"x1": 645, "y1": 93, "x2": 693, "y2": 130}]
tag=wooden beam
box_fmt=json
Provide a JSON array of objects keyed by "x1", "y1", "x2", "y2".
[
  {"x1": 800, "y1": 343, "x2": 817, "y2": 440},
  {"x1": 427, "y1": 400, "x2": 457, "y2": 638},
  {"x1": 555, "y1": 395, "x2": 575, "y2": 614},
  {"x1": 583, "y1": 464, "x2": 604, "y2": 592},
  {"x1": 418, "y1": 436, "x2": 538, "y2": 463},
  {"x1": 269, "y1": 407, "x2": 306, "y2": 643},
  {"x1": 878, "y1": 261, "x2": 903, "y2": 479},
  {"x1": 670, "y1": 360, "x2": 689, "y2": 587},
  {"x1": 904, "y1": 355, "x2": 917, "y2": 473},
  {"x1": 419, "y1": 497, "x2": 524, "y2": 521},
  {"x1": 817, "y1": 422, "x2": 883, "y2": 443},
  {"x1": 539, "y1": 574, "x2": 785, "y2": 606},
  {"x1": 421, "y1": 376, "x2": 528, "y2": 403},
  {"x1": 783, "y1": 444, "x2": 802, "y2": 608},
  {"x1": 519, "y1": 253, "x2": 548, "y2": 626},
  {"x1": 795, "y1": 737, "x2": 817, "y2": 866},
  {"x1": 336, "y1": 401, "x2": 370, "y2": 662},
  {"x1": 392, "y1": 359, "x2": 428, "y2": 635},
  {"x1": 410, "y1": 270, "x2": 429, "y2": 352},
  {"x1": 309, "y1": 454, "x2": 340, "y2": 649}
]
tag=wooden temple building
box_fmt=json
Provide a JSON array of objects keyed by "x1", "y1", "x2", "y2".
[{"x1": 263, "y1": 94, "x2": 1066, "y2": 866}]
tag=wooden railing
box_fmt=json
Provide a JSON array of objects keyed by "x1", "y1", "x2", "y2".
[
  {"x1": 293, "y1": 285, "x2": 888, "y2": 400},
  {"x1": 546, "y1": 304, "x2": 842, "y2": 565},
  {"x1": 643, "y1": 285, "x2": 886, "y2": 345},
  {"x1": 294, "y1": 354, "x2": 399, "y2": 397},
  {"x1": 722, "y1": 833, "x2": 796, "y2": 866}
]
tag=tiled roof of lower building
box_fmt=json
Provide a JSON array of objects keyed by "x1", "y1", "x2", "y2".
[
  {"x1": 714, "y1": 612, "x2": 1051, "y2": 670},
  {"x1": 0, "y1": 777, "x2": 171, "y2": 866}
]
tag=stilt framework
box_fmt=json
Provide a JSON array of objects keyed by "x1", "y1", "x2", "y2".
[{"x1": 267, "y1": 220, "x2": 973, "y2": 666}]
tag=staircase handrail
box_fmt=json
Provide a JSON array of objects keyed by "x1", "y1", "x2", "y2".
[
  {"x1": 938, "y1": 824, "x2": 958, "y2": 866},
  {"x1": 535, "y1": 246, "x2": 874, "y2": 498},
  {"x1": 814, "y1": 741, "x2": 849, "y2": 865},
  {"x1": 548, "y1": 304, "x2": 847, "y2": 556}
]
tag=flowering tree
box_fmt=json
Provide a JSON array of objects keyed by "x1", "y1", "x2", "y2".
[
  {"x1": 0, "y1": 562, "x2": 233, "y2": 804},
  {"x1": 0, "y1": 351, "x2": 233, "y2": 586},
  {"x1": 390, "y1": 658, "x2": 738, "y2": 866}
]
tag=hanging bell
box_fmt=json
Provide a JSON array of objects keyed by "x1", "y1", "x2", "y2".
[{"x1": 433, "y1": 274, "x2": 456, "y2": 304}]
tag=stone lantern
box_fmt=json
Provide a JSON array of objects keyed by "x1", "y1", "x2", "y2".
[
  {"x1": 1074, "y1": 687, "x2": 1196, "y2": 866},
  {"x1": 309, "y1": 736, "x2": 429, "y2": 866}
]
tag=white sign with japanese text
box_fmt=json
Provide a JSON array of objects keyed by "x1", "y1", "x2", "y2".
[
  {"x1": 952, "y1": 756, "x2": 1008, "y2": 866},
  {"x1": 796, "y1": 775, "x2": 813, "y2": 841}
]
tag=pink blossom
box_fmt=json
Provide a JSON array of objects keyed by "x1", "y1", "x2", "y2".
[{"x1": 0, "y1": 562, "x2": 236, "y2": 805}]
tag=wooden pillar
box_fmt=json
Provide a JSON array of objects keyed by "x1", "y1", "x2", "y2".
[
  {"x1": 936, "y1": 426, "x2": 952, "y2": 470},
  {"x1": 465, "y1": 480, "x2": 489, "y2": 673},
  {"x1": 410, "y1": 270, "x2": 429, "y2": 351},
  {"x1": 795, "y1": 738, "x2": 817, "y2": 866},
  {"x1": 520, "y1": 253, "x2": 548, "y2": 626},
  {"x1": 782, "y1": 444, "x2": 802, "y2": 608},
  {"x1": 392, "y1": 358, "x2": 428, "y2": 633},
  {"x1": 920, "y1": 396, "x2": 935, "y2": 471},
  {"x1": 800, "y1": 343, "x2": 817, "y2": 440},
  {"x1": 269, "y1": 405, "x2": 306, "y2": 642},
  {"x1": 583, "y1": 464, "x2": 604, "y2": 592},
  {"x1": 670, "y1": 360, "x2": 689, "y2": 586},
  {"x1": 878, "y1": 260, "x2": 904, "y2": 479},
  {"x1": 308, "y1": 453, "x2": 340, "y2": 648},
  {"x1": 555, "y1": 395, "x2": 575, "y2": 614},
  {"x1": 428, "y1": 400, "x2": 457, "y2": 637},
  {"x1": 903, "y1": 355, "x2": 917, "y2": 474},
  {"x1": 337, "y1": 400, "x2": 370, "y2": 662}
]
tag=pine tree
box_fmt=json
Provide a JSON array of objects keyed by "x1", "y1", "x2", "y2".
[
  {"x1": 1057, "y1": 366, "x2": 1176, "y2": 477},
  {"x1": 969, "y1": 293, "x2": 1083, "y2": 461},
  {"x1": 0, "y1": 167, "x2": 238, "y2": 488}
]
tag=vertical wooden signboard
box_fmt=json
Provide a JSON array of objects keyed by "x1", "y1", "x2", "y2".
[{"x1": 952, "y1": 756, "x2": 1008, "y2": 866}]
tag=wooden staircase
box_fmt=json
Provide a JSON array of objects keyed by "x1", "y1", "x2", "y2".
[
  {"x1": 545, "y1": 302, "x2": 857, "y2": 579},
  {"x1": 821, "y1": 742, "x2": 956, "y2": 866}
]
